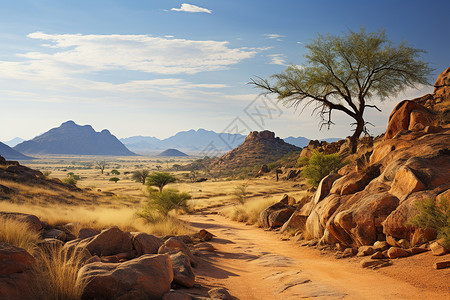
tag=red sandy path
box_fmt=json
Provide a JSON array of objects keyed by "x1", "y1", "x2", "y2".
[{"x1": 182, "y1": 212, "x2": 450, "y2": 300}]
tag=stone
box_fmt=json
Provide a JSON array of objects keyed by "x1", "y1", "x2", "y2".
[
  {"x1": 360, "y1": 258, "x2": 391, "y2": 269},
  {"x1": 373, "y1": 241, "x2": 390, "y2": 252},
  {"x1": 194, "y1": 229, "x2": 214, "y2": 242},
  {"x1": 43, "y1": 229, "x2": 67, "y2": 241},
  {"x1": 408, "y1": 247, "x2": 428, "y2": 255},
  {"x1": 313, "y1": 173, "x2": 341, "y2": 204},
  {"x1": 397, "y1": 239, "x2": 410, "y2": 249},
  {"x1": 279, "y1": 194, "x2": 297, "y2": 206},
  {"x1": 78, "y1": 254, "x2": 173, "y2": 300},
  {"x1": 84, "y1": 227, "x2": 133, "y2": 257},
  {"x1": 170, "y1": 252, "x2": 195, "y2": 288},
  {"x1": 434, "y1": 261, "x2": 450, "y2": 270},
  {"x1": 341, "y1": 248, "x2": 356, "y2": 258},
  {"x1": 389, "y1": 166, "x2": 425, "y2": 201},
  {"x1": 158, "y1": 237, "x2": 197, "y2": 267},
  {"x1": 131, "y1": 232, "x2": 163, "y2": 255},
  {"x1": 194, "y1": 242, "x2": 216, "y2": 252},
  {"x1": 163, "y1": 290, "x2": 194, "y2": 300},
  {"x1": 387, "y1": 247, "x2": 410, "y2": 259},
  {"x1": 357, "y1": 246, "x2": 375, "y2": 257},
  {"x1": 370, "y1": 251, "x2": 386, "y2": 259},
  {"x1": 208, "y1": 287, "x2": 233, "y2": 300},
  {"x1": 411, "y1": 228, "x2": 437, "y2": 247},
  {"x1": 268, "y1": 206, "x2": 296, "y2": 228},
  {"x1": 0, "y1": 242, "x2": 35, "y2": 299},
  {"x1": 430, "y1": 239, "x2": 449, "y2": 256},
  {"x1": 78, "y1": 227, "x2": 101, "y2": 239}
]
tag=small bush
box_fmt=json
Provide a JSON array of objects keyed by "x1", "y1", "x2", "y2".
[
  {"x1": 42, "y1": 171, "x2": 52, "y2": 177},
  {"x1": 409, "y1": 197, "x2": 450, "y2": 247},
  {"x1": 62, "y1": 177, "x2": 77, "y2": 186},
  {"x1": 141, "y1": 189, "x2": 191, "y2": 217},
  {"x1": 221, "y1": 198, "x2": 278, "y2": 225},
  {"x1": 301, "y1": 151, "x2": 347, "y2": 186},
  {"x1": 111, "y1": 169, "x2": 120, "y2": 175},
  {"x1": 296, "y1": 156, "x2": 309, "y2": 167},
  {"x1": 233, "y1": 183, "x2": 249, "y2": 204},
  {"x1": 109, "y1": 177, "x2": 120, "y2": 183}
]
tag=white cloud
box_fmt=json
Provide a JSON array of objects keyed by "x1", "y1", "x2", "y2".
[
  {"x1": 264, "y1": 34, "x2": 285, "y2": 41},
  {"x1": 171, "y1": 3, "x2": 212, "y2": 14},
  {"x1": 268, "y1": 54, "x2": 287, "y2": 65},
  {"x1": 0, "y1": 32, "x2": 258, "y2": 80}
]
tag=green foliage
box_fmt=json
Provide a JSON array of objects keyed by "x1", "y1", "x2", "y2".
[
  {"x1": 252, "y1": 28, "x2": 432, "y2": 152},
  {"x1": 42, "y1": 171, "x2": 52, "y2": 177},
  {"x1": 66, "y1": 172, "x2": 80, "y2": 181},
  {"x1": 296, "y1": 156, "x2": 310, "y2": 167},
  {"x1": 111, "y1": 169, "x2": 120, "y2": 175},
  {"x1": 172, "y1": 164, "x2": 181, "y2": 170},
  {"x1": 140, "y1": 189, "x2": 191, "y2": 218},
  {"x1": 146, "y1": 172, "x2": 177, "y2": 192},
  {"x1": 109, "y1": 177, "x2": 120, "y2": 183},
  {"x1": 233, "y1": 183, "x2": 249, "y2": 204},
  {"x1": 62, "y1": 177, "x2": 77, "y2": 186},
  {"x1": 301, "y1": 151, "x2": 347, "y2": 186},
  {"x1": 131, "y1": 169, "x2": 150, "y2": 184},
  {"x1": 409, "y1": 198, "x2": 450, "y2": 247}
]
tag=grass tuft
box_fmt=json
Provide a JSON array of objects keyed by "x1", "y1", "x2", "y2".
[
  {"x1": 0, "y1": 217, "x2": 40, "y2": 254},
  {"x1": 221, "y1": 198, "x2": 278, "y2": 225}
]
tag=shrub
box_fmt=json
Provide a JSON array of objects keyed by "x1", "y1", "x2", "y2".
[
  {"x1": 221, "y1": 198, "x2": 278, "y2": 224},
  {"x1": 233, "y1": 183, "x2": 249, "y2": 204},
  {"x1": 109, "y1": 177, "x2": 120, "y2": 183},
  {"x1": 0, "y1": 217, "x2": 40, "y2": 254},
  {"x1": 62, "y1": 177, "x2": 77, "y2": 186},
  {"x1": 296, "y1": 156, "x2": 309, "y2": 167},
  {"x1": 409, "y1": 197, "x2": 450, "y2": 247},
  {"x1": 111, "y1": 169, "x2": 120, "y2": 175},
  {"x1": 42, "y1": 171, "x2": 52, "y2": 177},
  {"x1": 301, "y1": 151, "x2": 347, "y2": 186},
  {"x1": 141, "y1": 189, "x2": 191, "y2": 217}
]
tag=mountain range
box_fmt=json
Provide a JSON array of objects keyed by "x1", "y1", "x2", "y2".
[
  {"x1": 0, "y1": 142, "x2": 34, "y2": 160},
  {"x1": 14, "y1": 121, "x2": 136, "y2": 156}
]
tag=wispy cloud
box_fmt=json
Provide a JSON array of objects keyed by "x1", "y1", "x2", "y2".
[
  {"x1": 171, "y1": 3, "x2": 212, "y2": 14},
  {"x1": 268, "y1": 54, "x2": 287, "y2": 65},
  {"x1": 264, "y1": 33, "x2": 285, "y2": 41},
  {"x1": 0, "y1": 32, "x2": 258, "y2": 78}
]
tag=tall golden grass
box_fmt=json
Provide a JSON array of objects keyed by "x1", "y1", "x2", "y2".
[
  {"x1": 32, "y1": 245, "x2": 87, "y2": 300},
  {"x1": 221, "y1": 198, "x2": 278, "y2": 224},
  {"x1": 0, "y1": 217, "x2": 40, "y2": 254}
]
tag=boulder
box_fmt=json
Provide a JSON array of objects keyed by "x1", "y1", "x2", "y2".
[
  {"x1": 411, "y1": 228, "x2": 437, "y2": 247},
  {"x1": 430, "y1": 239, "x2": 449, "y2": 256},
  {"x1": 360, "y1": 258, "x2": 391, "y2": 268},
  {"x1": 158, "y1": 237, "x2": 197, "y2": 267},
  {"x1": 43, "y1": 229, "x2": 67, "y2": 241},
  {"x1": 170, "y1": 252, "x2": 195, "y2": 288},
  {"x1": 389, "y1": 166, "x2": 425, "y2": 201},
  {"x1": 77, "y1": 254, "x2": 173, "y2": 300},
  {"x1": 357, "y1": 246, "x2": 375, "y2": 257},
  {"x1": 279, "y1": 194, "x2": 297, "y2": 206},
  {"x1": 78, "y1": 227, "x2": 101, "y2": 239},
  {"x1": 313, "y1": 173, "x2": 341, "y2": 204},
  {"x1": 0, "y1": 242, "x2": 36, "y2": 300},
  {"x1": 259, "y1": 200, "x2": 295, "y2": 229},
  {"x1": 373, "y1": 241, "x2": 389, "y2": 252},
  {"x1": 208, "y1": 287, "x2": 233, "y2": 300},
  {"x1": 84, "y1": 227, "x2": 133, "y2": 257},
  {"x1": 193, "y1": 229, "x2": 214, "y2": 242},
  {"x1": 387, "y1": 247, "x2": 410, "y2": 259},
  {"x1": 131, "y1": 232, "x2": 163, "y2": 255},
  {"x1": 163, "y1": 290, "x2": 194, "y2": 300}
]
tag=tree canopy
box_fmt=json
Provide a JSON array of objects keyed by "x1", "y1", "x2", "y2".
[
  {"x1": 146, "y1": 172, "x2": 177, "y2": 192},
  {"x1": 251, "y1": 28, "x2": 432, "y2": 152}
]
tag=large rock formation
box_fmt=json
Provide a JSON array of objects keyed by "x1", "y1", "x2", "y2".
[
  {"x1": 0, "y1": 141, "x2": 33, "y2": 160},
  {"x1": 210, "y1": 130, "x2": 300, "y2": 171},
  {"x1": 14, "y1": 120, "x2": 136, "y2": 156},
  {"x1": 284, "y1": 68, "x2": 450, "y2": 248}
]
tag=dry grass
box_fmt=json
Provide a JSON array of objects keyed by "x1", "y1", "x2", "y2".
[
  {"x1": 221, "y1": 197, "x2": 278, "y2": 225},
  {"x1": 0, "y1": 217, "x2": 40, "y2": 254},
  {"x1": 32, "y1": 245, "x2": 87, "y2": 300}
]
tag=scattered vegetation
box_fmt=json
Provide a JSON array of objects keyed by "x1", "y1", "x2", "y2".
[
  {"x1": 140, "y1": 189, "x2": 191, "y2": 218},
  {"x1": 62, "y1": 177, "x2": 77, "y2": 186},
  {"x1": 109, "y1": 177, "x2": 120, "y2": 183},
  {"x1": 111, "y1": 169, "x2": 120, "y2": 175},
  {"x1": 42, "y1": 170, "x2": 52, "y2": 177},
  {"x1": 301, "y1": 151, "x2": 347, "y2": 186},
  {"x1": 409, "y1": 197, "x2": 450, "y2": 247}
]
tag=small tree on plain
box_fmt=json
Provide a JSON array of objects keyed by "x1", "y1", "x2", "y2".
[
  {"x1": 109, "y1": 177, "x2": 120, "y2": 183},
  {"x1": 251, "y1": 28, "x2": 432, "y2": 153},
  {"x1": 111, "y1": 169, "x2": 120, "y2": 175},
  {"x1": 146, "y1": 172, "x2": 177, "y2": 192},
  {"x1": 132, "y1": 169, "x2": 150, "y2": 185}
]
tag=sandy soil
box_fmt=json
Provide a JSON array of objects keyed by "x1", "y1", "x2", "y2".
[{"x1": 181, "y1": 211, "x2": 450, "y2": 300}]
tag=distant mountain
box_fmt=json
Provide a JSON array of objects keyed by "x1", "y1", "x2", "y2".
[
  {"x1": 210, "y1": 130, "x2": 301, "y2": 171},
  {"x1": 3, "y1": 137, "x2": 25, "y2": 147},
  {"x1": 0, "y1": 141, "x2": 34, "y2": 160},
  {"x1": 14, "y1": 121, "x2": 136, "y2": 156},
  {"x1": 158, "y1": 149, "x2": 188, "y2": 157},
  {"x1": 121, "y1": 128, "x2": 246, "y2": 153}
]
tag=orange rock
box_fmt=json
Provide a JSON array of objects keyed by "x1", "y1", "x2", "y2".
[{"x1": 389, "y1": 166, "x2": 425, "y2": 201}]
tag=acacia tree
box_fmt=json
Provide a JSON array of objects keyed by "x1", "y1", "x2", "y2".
[
  {"x1": 251, "y1": 28, "x2": 432, "y2": 153},
  {"x1": 132, "y1": 169, "x2": 150, "y2": 185},
  {"x1": 146, "y1": 172, "x2": 177, "y2": 192},
  {"x1": 96, "y1": 160, "x2": 107, "y2": 174}
]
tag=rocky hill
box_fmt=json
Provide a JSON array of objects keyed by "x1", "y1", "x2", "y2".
[
  {"x1": 0, "y1": 142, "x2": 33, "y2": 160},
  {"x1": 14, "y1": 121, "x2": 136, "y2": 156},
  {"x1": 210, "y1": 130, "x2": 301, "y2": 171},
  {"x1": 158, "y1": 149, "x2": 188, "y2": 157}
]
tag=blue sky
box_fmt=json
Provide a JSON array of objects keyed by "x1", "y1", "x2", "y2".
[{"x1": 1, "y1": 0, "x2": 448, "y2": 142}]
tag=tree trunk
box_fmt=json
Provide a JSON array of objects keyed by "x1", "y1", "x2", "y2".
[{"x1": 349, "y1": 117, "x2": 365, "y2": 154}]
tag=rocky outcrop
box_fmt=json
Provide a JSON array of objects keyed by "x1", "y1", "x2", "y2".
[
  {"x1": 286, "y1": 68, "x2": 450, "y2": 248},
  {"x1": 210, "y1": 130, "x2": 300, "y2": 172},
  {"x1": 77, "y1": 254, "x2": 173, "y2": 300},
  {"x1": 131, "y1": 232, "x2": 163, "y2": 255},
  {"x1": 259, "y1": 198, "x2": 296, "y2": 229}
]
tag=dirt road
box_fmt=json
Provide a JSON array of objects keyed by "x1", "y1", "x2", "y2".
[{"x1": 181, "y1": 211, "x2": 449, "y2": 300}]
